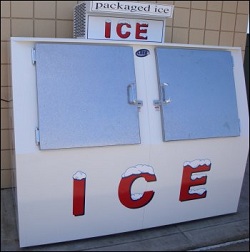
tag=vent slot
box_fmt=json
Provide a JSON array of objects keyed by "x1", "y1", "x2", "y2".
[{"x1": 73, "y1": 2, "x2": 87, "y2": 38}]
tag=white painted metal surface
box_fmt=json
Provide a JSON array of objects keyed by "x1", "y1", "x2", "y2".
[{"x1": 11, "y1": 37, "x2": 249, "y2": 247}]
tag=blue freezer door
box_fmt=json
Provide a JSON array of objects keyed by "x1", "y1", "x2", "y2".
[
  {"x1": 35, "y1": 43, "x2": 140, "y2": 150},
  {"x1": 155, "y1": 48, "x2": 240, "y2": 141}
]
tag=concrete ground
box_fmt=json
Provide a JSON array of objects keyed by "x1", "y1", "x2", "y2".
[{"x1": 1, "y1": 156, "x2": 249, "y2": 251}]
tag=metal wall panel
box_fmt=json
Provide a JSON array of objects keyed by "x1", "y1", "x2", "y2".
[
  {"x1": 35, "y1": 43, "x2": 141, "y2": 149},
  {"x1": 155, "y1": 48, "x2": 240, "y2": 141}
]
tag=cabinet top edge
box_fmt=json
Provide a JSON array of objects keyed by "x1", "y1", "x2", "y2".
[{"x1": 10, "y1": 37, "x2": 242, "y2": 52}]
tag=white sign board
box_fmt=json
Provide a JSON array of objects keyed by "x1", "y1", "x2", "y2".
[
  {"x1": 74, "y1": 1, "x2": 173, "y2": 42},
  {"x1": 90, "y1": 1, "x2": 174, "y2": 18},
  {"x1": 87, "y1": 16, "x2": 164, "y2": 42}
]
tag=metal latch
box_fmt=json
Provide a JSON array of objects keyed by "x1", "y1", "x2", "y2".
[
  {"x1": 153, "y1": 83, "x2": 171, "y2": 109},
  {"x1": 35, "y1": 127, "x2": 40, "y2": 145},
  {"x1": 31, "y1": 48, "x2": 36, "y2": 65}
]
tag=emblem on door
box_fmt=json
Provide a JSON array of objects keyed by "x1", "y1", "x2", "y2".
[{"x1": 135, "y1": 49, "x2": 150, "y2": 57}]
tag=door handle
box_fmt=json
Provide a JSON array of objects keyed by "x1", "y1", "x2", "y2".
[
  {"x1": 127, "y1": 83, "x2": 143, "y2": 108},
  {"x1": 153, "y1": 83, "x2": 171, "y2": 108},
  {"x1": 161, "y1": 83, "x2": 171, "y2": 104}
]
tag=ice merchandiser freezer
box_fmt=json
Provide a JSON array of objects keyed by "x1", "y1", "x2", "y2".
[{"x1": 10, "y1": 37, "x2": 249, "y2": 247}]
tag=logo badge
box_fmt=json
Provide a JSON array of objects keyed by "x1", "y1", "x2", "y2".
[{"x1": 135, "y1": 49, "x2": 150, "y2": 57}]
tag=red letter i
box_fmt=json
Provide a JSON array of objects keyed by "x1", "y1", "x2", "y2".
[
  {"x1": 105, "y1": 21, "x2": 111, "y2": 38},
  {"x1": 73, "y1": 171, "x2": 86, "y2": 216}
]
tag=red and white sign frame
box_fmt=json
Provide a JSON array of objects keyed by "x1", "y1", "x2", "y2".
[
  {"x1": 87, "y1": 15, "x2": 165, "y2": 42},
  {"x1": 81, "y1": 1, "x2": 173, "y2": 43}
]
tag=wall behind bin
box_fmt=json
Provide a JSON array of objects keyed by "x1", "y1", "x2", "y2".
[{"x1": 1, "y1": 1, "x2": 249, "y2": 189}]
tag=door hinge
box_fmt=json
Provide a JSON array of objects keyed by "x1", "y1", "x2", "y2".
[
  {"x1": 31, "y1": 48, "x2": 36, "y2": 65},
  {"x1": 35, "y1": 127, "x2": 40, "y2": 145}
]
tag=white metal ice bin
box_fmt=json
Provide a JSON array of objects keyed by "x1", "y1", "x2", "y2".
[{"x1": 11, "y1": 37, "x2": 249, "y2": 247}]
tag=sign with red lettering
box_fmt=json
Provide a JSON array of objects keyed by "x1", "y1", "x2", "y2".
[
  {"x1": 87, "y1": 16, "x2": 165, "y2": 42},
  {"x1": 72, "y1": 160, "x2": 211, "y2": 217}
]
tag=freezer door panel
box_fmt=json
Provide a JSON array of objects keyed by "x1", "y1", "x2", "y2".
[
  {"x1": 35, "y1": 43, "x2": 140, "y2": 149},
  {"x1": 155, "y1": 48, "x2": 240, "y2": 141}
]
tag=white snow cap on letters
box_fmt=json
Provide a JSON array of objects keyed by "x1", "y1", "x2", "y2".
[
  {"x1": 131, "y1": 193, "x2": 143, "y2": 200},
  {"x1": 73, "y1": 171, "x2": 86, "y2": 180},
  {"x1": 191, "y1": 173, "x2": 207, "y2": 180},
  {"x1": 184, "y1": 159, "x2": 211, "y2": 168},
  {"x1": 189, "y1": 188, "x2": 206, "y2": 195},
  {"x1": 122, "y1": 164, "x2": 155, "y2": 178}
]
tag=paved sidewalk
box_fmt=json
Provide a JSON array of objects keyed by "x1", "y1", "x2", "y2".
[
  {"x1": 193, "y1": 239, "x2": 249, "y2": 251},
  {"x1": 1, "y1": 157, "x2": 249, "y2": 251}
]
